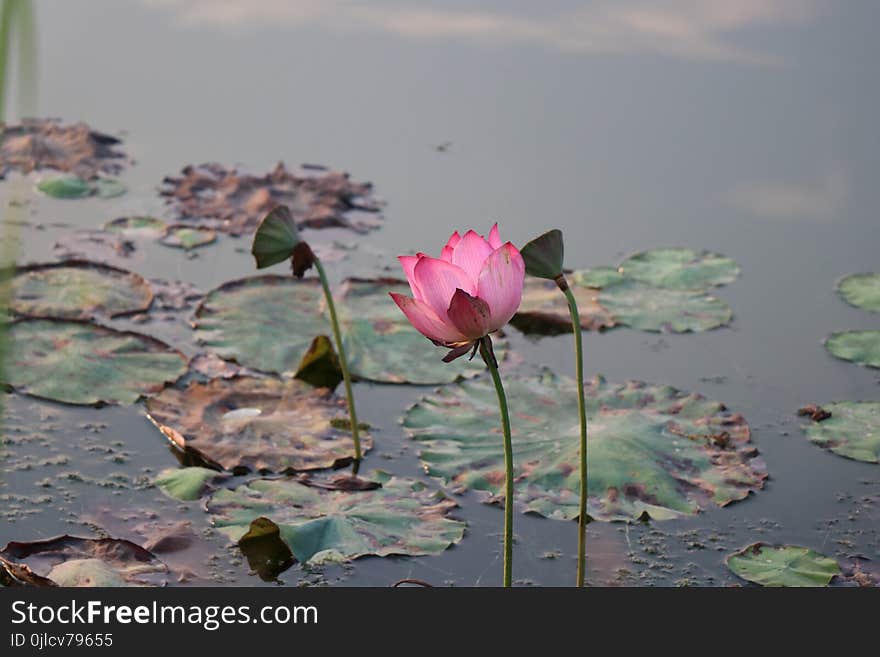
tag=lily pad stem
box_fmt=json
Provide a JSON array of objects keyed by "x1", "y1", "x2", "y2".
[
  {"x1": 557, "y1": 275, "x2": 588, "y2": 587},
  {"x1": 313, "y1": 257, "x2": 362, "y2": 465},
  {"x1": 478, "y1": 335, "x2": 514, "y2": 587}
]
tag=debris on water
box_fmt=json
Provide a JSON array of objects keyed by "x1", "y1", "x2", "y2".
[{"x1": 798, "y1": 404, "x2": 832, "y2": 422}]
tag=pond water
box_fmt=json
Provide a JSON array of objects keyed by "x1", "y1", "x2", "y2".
[{"x1": 1, "y1": 0, "x2": 878, "y2": 586}]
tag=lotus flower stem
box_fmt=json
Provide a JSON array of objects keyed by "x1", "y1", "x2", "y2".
[
  {"x1": 313, "y1": 257, "x2": 362, "y2": 465},
  {"x1": 559, "y1": 278, "x2": 588, "y2": 587},
  {"x1": 478, "y1": 336, "x2": 514, "y2": 587}
]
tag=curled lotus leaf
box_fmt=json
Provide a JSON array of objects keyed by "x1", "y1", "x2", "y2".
[
  {"x1": 837, "y1": 273, "x2": 880, "y2": 313},
  {"x1": 145, "y1": 376, "x2": 372, "y2": 473},
  {"x1": 512, "y1": 276, "x2": 616, "y2": 335},
  {"x1": 4, "y1": 319, "x2": 188, "y2": 405},
  {"x1": 193, "y1": 275, "x2": 500, "y2": 384},
  {"x1": 618, "y1": 247, "x2": 740, "y2": 289},
  {"x1": 403, "y1": 372, "x2": 766, "y2": 522},
  {"x1": 0, "y1": 535, "x2": 167, "y2": 587},
  {"x1": 825, "y1": 330, "x2": 880, "y2": 369},
  {"x1": 599, "y1": 280, "x2": 732, "y2": 333},
  {"x1": 207, "y1": 473, "x2": 466, "y2": 564},
  {"x1": 802, "y1": 401, "x2": 880, "y2": 463},
  {"x1": 159, "y1": 162, "x2": 383, "y2": 236},
  {"x1": 726, "y1": 543, "x2": 840, "y2": 587},
  {"x1": 10, "y1": 261, "x2": 153, "y2": 320}
]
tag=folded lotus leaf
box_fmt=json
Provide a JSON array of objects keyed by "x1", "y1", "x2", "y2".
[
  {"x1": 11, "y1": 261, "x2": 153, "y2": 320},
  {"x1": 802, "y1": 401, "x2": 880, "y2": 463},
  {"x1": 403, "y1": 372, "x2": 766, "y2": 522},
  {"x1": 207, "y1": 473, "x2": 465, "y2": 563},
  {"x1": 145, "y1": 376, "x2": 372, "y2": 473},
  {"x1": 726, "y1": 543, "x2": 840, "y2": 587},
  {"x1": 4, "y1": 319, "x2": 188, "y2": 405}
]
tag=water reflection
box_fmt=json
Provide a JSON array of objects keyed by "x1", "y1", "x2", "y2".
[
  {"x1": 145, "y1": 0, "x2": 821, "y2": 65},
  {"x1": 729, "y1": 167, "x2": 849, "y2": 220}
]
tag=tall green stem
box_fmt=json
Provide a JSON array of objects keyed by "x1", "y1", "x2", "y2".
[
  {"x1": 561, "y1": 281, "x2": 588, "y2": 587},
  {"x1": 313, "y1": 258, "x2": 361, "y2": 464},
  {"x1": 479, "y1": 337, "x2": 514, "y2": 587}
]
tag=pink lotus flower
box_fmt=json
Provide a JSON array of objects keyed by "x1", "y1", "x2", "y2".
[{"x1": 390, "y1": 224, "x2": 525, "y2": 361}]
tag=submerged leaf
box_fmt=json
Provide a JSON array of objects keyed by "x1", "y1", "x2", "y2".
[
  {"x1": 4, "y1": 319, "x2": 188, "y2": 405},
  {"x1": 145, "y1": 376, "x2": 372, "y2": 473},
  {"x1": 403, "y1": 373, "x2": 766, "y2": 522},
  {"x1": 726, "y1": 543, "x2": 840, "y2": 587},
  {"x1": 208, "y1": 474, "x2": 465, "y2": 563},
  {"x1": 802, "y1": 401, "x2": 880, "y2": 463},
  {"x1": 599, "y1": 280, "x2": 732, "y2": 333},
  {"x1": 825, "y1": 330, "x2": 880, "y2": 368},
  {"x1": 837, "y1": 273, "x2": 880, "y2": 312},
  {"x1": 619, "y1": 247, "x2": 740, "y2": 289}
]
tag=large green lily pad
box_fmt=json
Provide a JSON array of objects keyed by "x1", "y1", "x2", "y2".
[
  {"x1": 145, "y1": 376, "x2": 372, "y2": 473},
  {"x1": 726, "y1": 543, "x2": 840, "y2": 587},
  {"x1": 825, "y1": 330, "x2": 880, "y2": 369},
  {"x1": 599, "y1": 280, "x2": 732, "y2": 333},
  {"x1": 838, "y1": 273, "x2": 880, "y2": 313},
  {"x1": 0, "y1": 536, "x2": 168, "y2": 587},
  {"x1": 403, "y1": 372, "x2": 766, "y2": 522},
  {"x1": 36, "y1": 175, "x2": 126, "y2": 199},
  {"x1": 11, "y1": 261, "x2": 153, "y2": 320},
  {"x1": 512, "y1": 276, "x2": 616, "y2": 335},
  {"x1": 4, "y1": 319, "x2": 188, "y2": 405},
  {"x1": 207, "y1": 473, "x2": 466, "y2": 564},
  {"x1": 802, "y1": 401, "x2": 880, "y2": 463},
  {"x1": 619, "y1": 248, "x2": 740, "y2": 289},
  {"x1": 193, "y1": 275, "x2": 499, "y2": 384}
]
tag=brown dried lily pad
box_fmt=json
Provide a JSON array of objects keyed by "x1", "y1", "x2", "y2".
[
  {"x1": 0, "y1": 535, "x2": 168, "y2": 587},
  {"x1": 512, "y1": 275, "x2": 616, "y2": 335},
  {"x1": 159, "y1": 162, "x2": 383, "y2": 236},
  {"x1": 0, "y1": 118, "x2": 127, "y2": 179},
  {"x1": 145, "y1": 376, "x2": 372, "y2": 473}
]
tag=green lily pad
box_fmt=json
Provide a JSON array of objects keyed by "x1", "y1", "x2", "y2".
[
  {"x1": 160, "y1": 225, "x2": 217, "y2": 250},
  {"x1": 93, "y1": 178, "x2": 127, "y2": 198},
  {"x1": 726, "y1": 543, "x2": 840, "y2": 587},
  {"x1": 145, "y1": 376, "x2": 372, "y2": 473},
  {"x1": 403, "y1": 372, "x2": 766, "y2": 522},
  {"x1": 802, "y1": 401, "x2": 880, "y2": 463},
  {"x1": 512, "y1": 276, "x2": 616, "y2": 335},
  {"x1": 10, "y1": 261, "x2": 153, "y2": 320},
  {"x1": 619, "y1": 248, "x2": 740, "y2": 289},
  {"x1": 193, "y1": 275, "x2": 500, "y2": 384},
  {"x1": 837, "y1": 273, "x2": 880, "y2": 312},
  {"x1": 599, "y1": 280, "x2": 732, "y2": 332},
  {"x1": 103, "y1": 216, "x2": 168, "y2": 236},
  {"x1": 0, "y1": 536, "x2": 168, "y2": 587},
  {"x1": 571, "y1": 267, "x2": 626, "y2": 289},
  {"x1": 207, "y1": 473, "x2": 466, "y2": 564},
  {"x1": 825, "y1": 330, "x2": 880, "y2": 368},
  {"x1": 4, "y1": 319, "x2": 188, "y2": 405},
  {"x1": 154, "y1": 467, "x2": 228, "y2": 501},
  {"x1": 36, "y1": 175, "x2": 91, "y2": 198}
]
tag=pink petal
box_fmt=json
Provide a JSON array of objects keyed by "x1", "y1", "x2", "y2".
[
  {"x1": 440, "y1": 245, "x2": 454, "y2": 262},
  {"x1": 446, "y1": 288, "x2": 491, "y2": 339},
  {"x1": 487, "y1": 223, "x2": 502, "y2": 249},
  {"x1": 389, "y1": 293, "x2": 466, "y2": 344},
  {"x1": 444, "y1": 231, "x2": 462, "y2": 251},
  {"x1": 451, "y1": 229, "x2": 494, "y2": 285},
  {"x1": 477, "y1": 242, "x2": 526, "y2": 331},
  {"x1": 398, "y1": 255, "x2": 422, "y2": 298},
  {"x1": 413, "y1": 256, "x2": 476, "y2": 320}
]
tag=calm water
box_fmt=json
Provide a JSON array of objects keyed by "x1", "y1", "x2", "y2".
[{"x1": 1, "y1": 0, "x2": 878, "y2": 586}]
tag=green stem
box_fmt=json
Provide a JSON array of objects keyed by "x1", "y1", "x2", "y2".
[
  {"x1": 479, "y1": 336, "x2": 514, "y2": 587},
  {"x1": 313, "y1": 258, "x2": 361, "y2": 464},
  {"x1": 561, "y1": 281, "x2": 588, "y2": 587}
]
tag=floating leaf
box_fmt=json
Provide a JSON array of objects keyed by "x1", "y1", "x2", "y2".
[
  {"x1": 251, "y1": 205, "x2": 300, "y2": 269},
  {"x1": 103, "y1": 216, "x2": 167, "y2": 236},
  {"x1": 512, "y1": 275, "x2": 615, "y2": 335},
  {"x1": 145, "y1": 376, "x2": 372, "y2": 473},
  {"x1": 11, "y1": 261, "x2": 153, "y2": 320},
  {"x1": 802, "y1": 401, "x2": 880, "y2": 463},
  {"x1": 726, "y1": 543, "x2": 840, "y2": 587},
  {"x1": 403, "y1": 372, "x2": 766, "y2": 522},
  {"x1": 599, "y1": 280, "x2": 732, "y2": 333},
  {"x1": 193, "y1": 276, "x2": 499, "y2": 384},
  {"x1": 160, "y1": 225, "x2": 217, "y2": 250},
  {"x1": 825, "y1": 330, "x2": 880, "y2": 369},
  {"x1": 154, "y1": 467, "x2": 228, "y2": 501},
  {"x1": 0, "y1": 118, "x2": 126, "y2": 178},
  {"x1": 0, "y1": 536, "x2": 167, "y2": 587},
  {"x1": 159, "y1": 162, "x2": 383, "y2": 236},
  {"x1": 837, "y1": 273, "x2": 880, "y2": 313},
  {"x1": 207, "y1": 474, "x2": 466, "y2": 563},
  {"x1": 36, "y1": 175, "x2": 91, "y2": 198},
  {"x1": 619, "y1": 248, "x2": 740, "y2": 289},
  {"x1": 93, "y1": 178, "x2": 127, "y2": 198},
  {"x1": 4, "y1": 319, "x2": 187, "y2": 405},
  {"x1": 571, "y1": 267, "x2": 625, "y2": 289}
]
